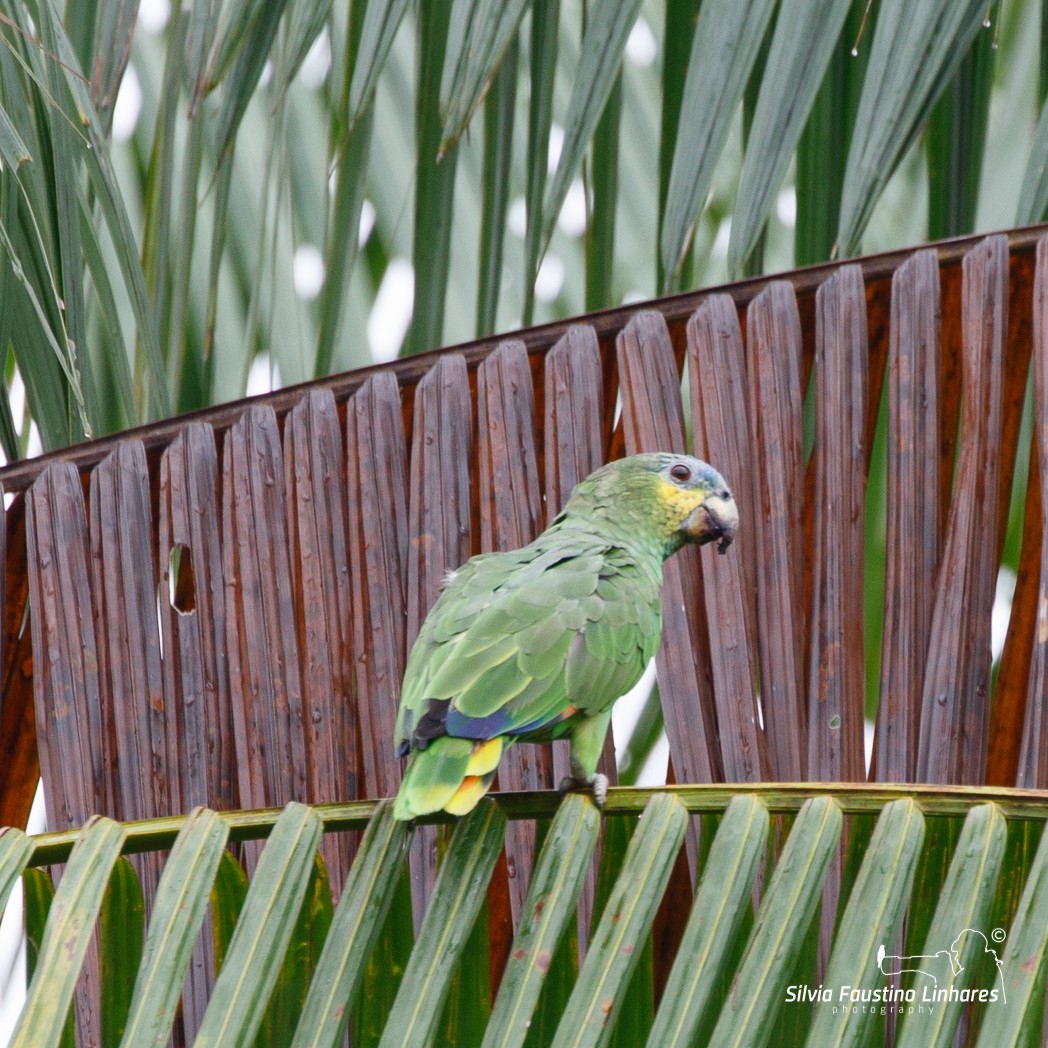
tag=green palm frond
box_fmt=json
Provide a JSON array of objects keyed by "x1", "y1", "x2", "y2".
[
  {"x1": 0, "y1": 0, "x2": 1044, "y2": 454},
  {"x1": 4, "y1": 788, "x2": 1048, "y2": 1046}
]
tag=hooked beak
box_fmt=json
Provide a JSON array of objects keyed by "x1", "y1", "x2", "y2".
[{"x1": 682, "y1": 492, "x2": 739, "y2": 553}]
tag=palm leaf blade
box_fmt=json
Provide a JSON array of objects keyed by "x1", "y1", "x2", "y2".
[
  {"x1": 348, "y1": 0, "x2": 412, "y2": 124},
  {"x1": 1017, "y1": 96, "x2": 1048, "y2": 226},
  {"x1": 837, "y1": 0, "x2": 989, "y2": 256},
  {"x1": 194, "y1": 802, "x2": 323, "y2": 1047},
  {"x1": 475, "y1": 35, "x2": 518, "y2": 339},
  {"x1": 926, "y1": 18, "x2": 995, "y2": 240},
  {"x1": 659, "y1": 0, "x2": 777, "y2": 289},
  {"x1": 537, "y1": 1, "x2": 642, "y2": 280},
  {"x1": 21, "y1": 867, "x2": 74, "y2": 1046},
  {"x1": 806, "y1": 799, "x2": 926, "y2": 1047},
  {"x1": 404, "y1": 1, "x2": 460, "y2": 357},
  {"x1": 645, "y1": 795, "x2": 770, "y2": 1048},
  {"x1": 0, "y1": 826, "x2": 32, "y2": 911},
  {"x1": 440, "y1": 0, "x2": 529, "y2": 152},
  {"x1": 291, "y1": 801, "x2": 411, "y2": 1048},
  {"x1": 9, "y1": 817, "x2": 127, "y2": 1048},
  {"x1": 521, "y1": 0, "x2": 559, "y2": 325},
  {"x1": 99, "y1": 857, "x2": 145, "y2": 1047},
  {"x1": 0, "y1": 105, "x2": 30, "y2": 171},
  {"x1": 728, "y1": 0, "x2": 852, "y2": 277},
  {"x1": 707, "y1": 796, "x2": 843, "y2": 1047},
  {"x1": 33, "y1": 0, "x2": 169, "y2": 421},
  {"x1": 119, "y1": 807, "x2": 230, "y2": 1048},
  {"x1": 972, "y1": 814, "x2": 1048, "y2": 1046},
  {"x1": 550, "y1": 794, "x2": 688, "y2": 1048},
  {"x1": 896, "y1": 804, "x2": 1008, "y2": 1048},
  {"x1": 377, "y1": 799, "x2": 507, "y2": 1047},
  {"x1": 482, "y1": 794, "x2": 601, "y2": 1048}
]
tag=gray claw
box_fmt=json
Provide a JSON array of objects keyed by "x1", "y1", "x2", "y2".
[{"x1": 557, "y1": 773, "x2": 608, "y2": 808}]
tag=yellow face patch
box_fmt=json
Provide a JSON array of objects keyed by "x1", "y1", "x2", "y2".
[{"x1": 656, "y1": 478, "x2": 708, "y2": 527}]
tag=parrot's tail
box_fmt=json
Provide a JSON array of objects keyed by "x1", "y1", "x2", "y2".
[{"x1": 393, "y1": 736, "x2": 506, "y2": 820}]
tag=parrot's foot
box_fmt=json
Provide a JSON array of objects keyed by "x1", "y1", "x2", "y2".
[{"x1": 557, "y1": 773, "x2": 608, "y2": 808}]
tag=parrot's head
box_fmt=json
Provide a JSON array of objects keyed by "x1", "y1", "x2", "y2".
[{"x1": 566, "y1": 453, "x2": 739, "y2": 557}]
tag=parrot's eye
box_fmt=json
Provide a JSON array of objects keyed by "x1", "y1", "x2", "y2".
[
  {"x1": 718, "y1": 487, "x2": 731, "y2": 500},
  {"x1": 670, "y1": 463, "x2": 691, "y2": 483}
]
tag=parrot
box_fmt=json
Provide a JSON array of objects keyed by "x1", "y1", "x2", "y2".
[{"x1": 392, "y1": 451, "x2": 738, "y2": 821}]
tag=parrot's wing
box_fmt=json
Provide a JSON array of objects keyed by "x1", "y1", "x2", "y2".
[
  {"x1": 564, "y1": 554, "x2": 663, "y2": 713},
  {"x1": 395, "y1": 537, "x2": 661, "y2": 752}
]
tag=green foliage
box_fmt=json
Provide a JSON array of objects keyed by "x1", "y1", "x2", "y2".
[
  {"x1": 378, "y1": 801, "x2": 505, "y2": 1047},
  {"x1": 20, "y1": 866, "x2": 74, "y2": 1047},
  {"x1": 806, "y1": 800, "x2": 924, "y2": 1047},
  {"x1": 484, "y1": 795, "x2": 599, "y2": 1048},
  {"x1": 551, "y1": 795, "x2": 686, "y2": 1048},
  {"x1": 10, "y1": 817, "x2": 126, "y2": 1047},
  {"x1": 895, "y1": 806, "x2": 1007, "y2": 1048},
  {"x1": 99, "y1": 857, "x2": 144, "y2": 1046},
  {"x1": 121, "y1": 807, "x2": 230, "y2": 1047},
  {"x1": 194, "y1": 803, "x2": 322, "y2": 1046},
  {"x1": 0, "y1": 0, "x2": 1042, "y2": 453},
  {"x1": 3, "y1": 791, "x2": 1046, "y2": 1045},
  {"x1": 645, "y1": 795, "x2": 768, "y2": 1047},
  {"x1": 707, "y1": 797, "x2": 843, "y2": 1046},
  {"x1": 293, "y1": 801, "x2": 411, "y2": 1048}
]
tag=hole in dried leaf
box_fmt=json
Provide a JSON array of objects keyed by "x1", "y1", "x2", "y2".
[{"x1": 168, "y1": 544, "x2": 196, "y2": 615}]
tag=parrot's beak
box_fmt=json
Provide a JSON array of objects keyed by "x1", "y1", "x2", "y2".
[{"x1": 682, "y1": 492, "x2": 739, "y2": 553}]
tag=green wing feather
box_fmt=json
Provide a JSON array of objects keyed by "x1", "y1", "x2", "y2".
[{"x1": 395, "y1": 528, "x2": 663, "y2": 754}]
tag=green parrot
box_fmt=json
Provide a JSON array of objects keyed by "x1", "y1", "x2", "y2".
[{"x1": 392, "y1": 452, "x2": 738, "y2": 820}]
